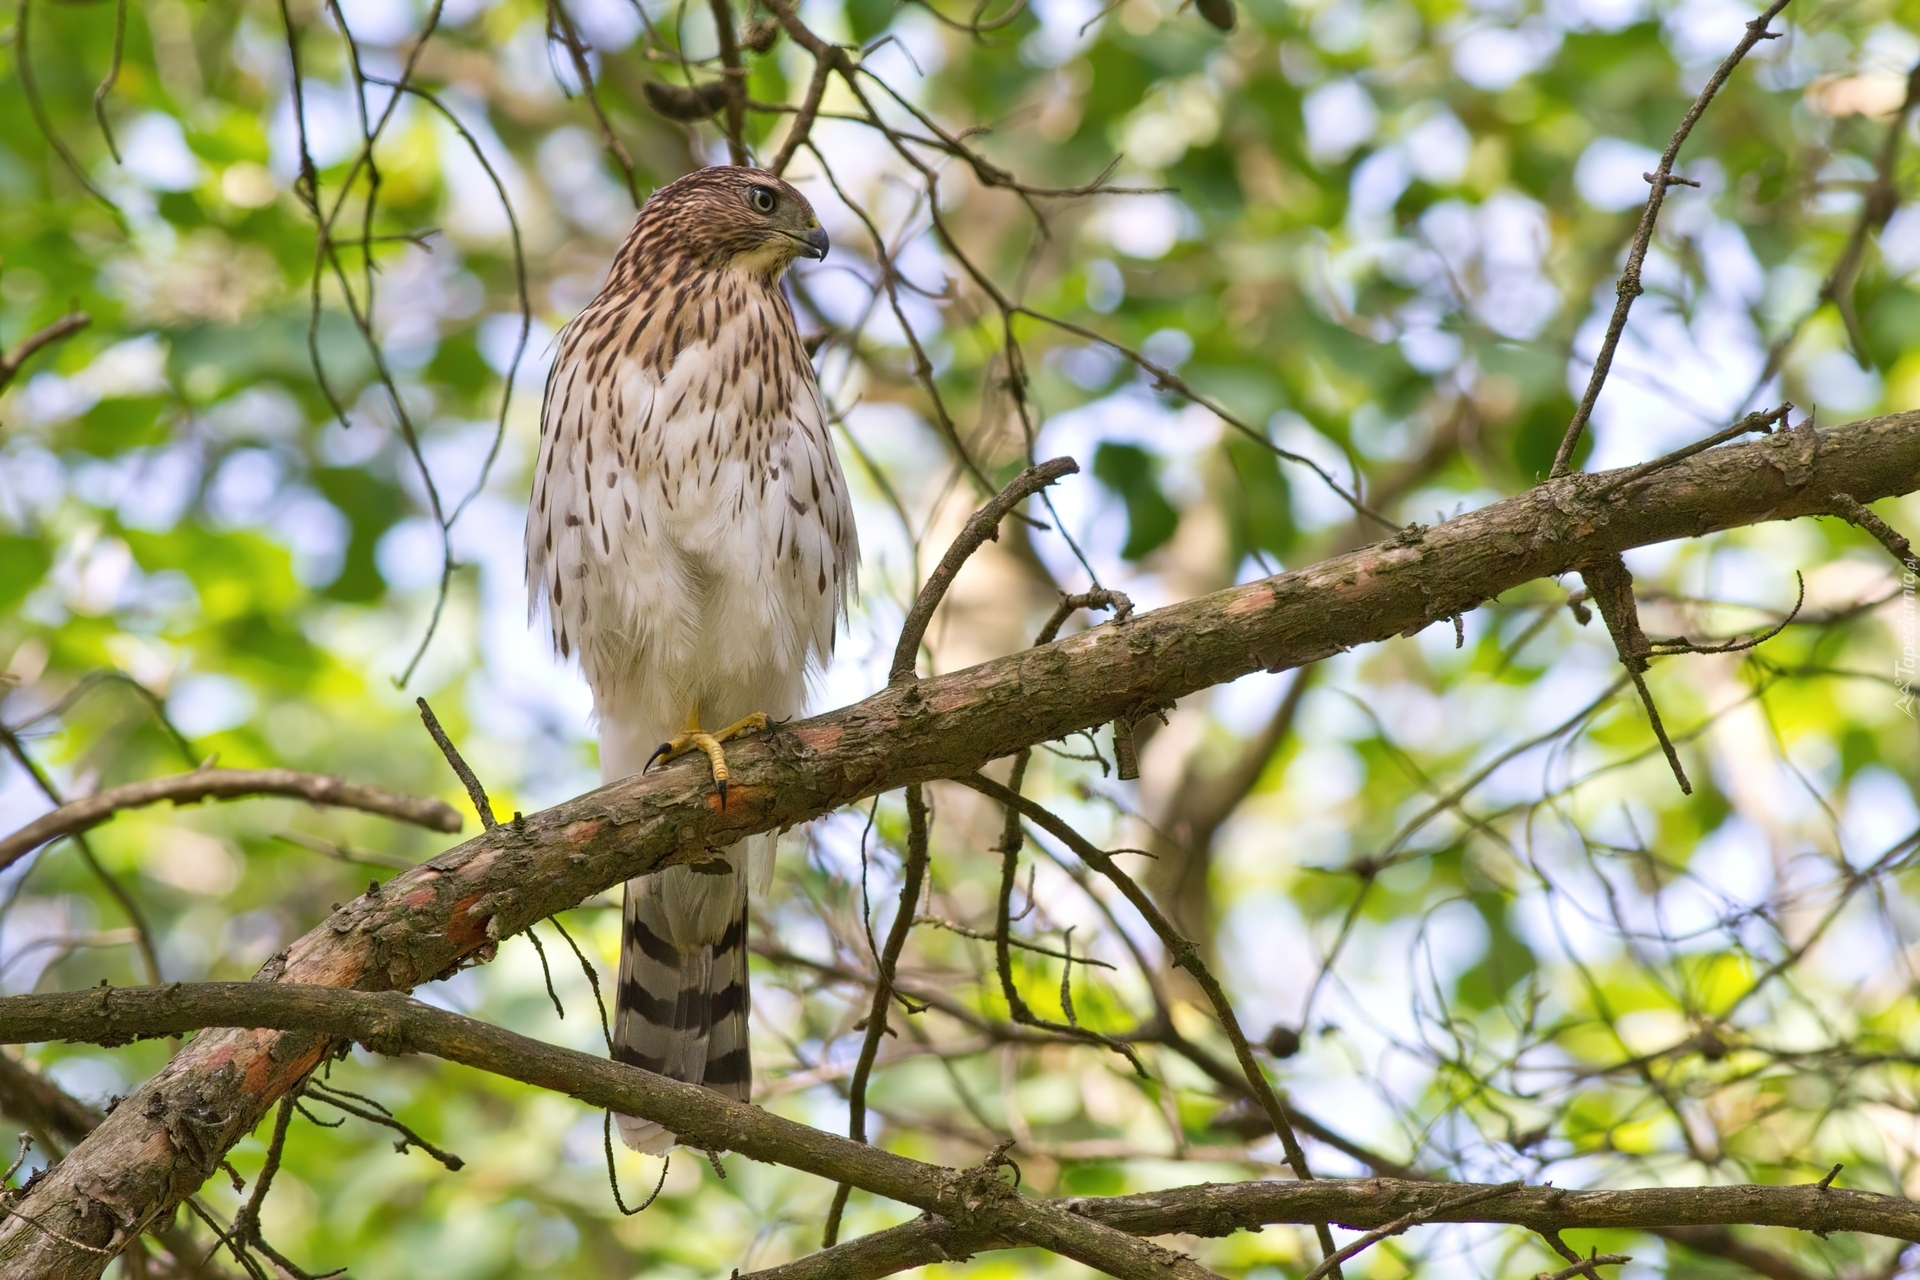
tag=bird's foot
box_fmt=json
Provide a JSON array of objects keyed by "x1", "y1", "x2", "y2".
[{"x1": 644, "y1": 712, "x2": 772, "y2": 808}]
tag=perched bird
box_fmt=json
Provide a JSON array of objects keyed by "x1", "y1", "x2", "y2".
[{"x1": 526, "y1": 167, "x2": 857, "y2": 1153}]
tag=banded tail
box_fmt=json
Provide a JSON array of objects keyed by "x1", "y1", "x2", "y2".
[{"x1": 611, "y1": 851, "x2": 753, "y2": 1154}]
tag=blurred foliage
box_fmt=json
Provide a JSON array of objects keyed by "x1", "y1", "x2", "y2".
[{"x1": 2, "y1": 0, "x2": 1920, "y2": 1275}]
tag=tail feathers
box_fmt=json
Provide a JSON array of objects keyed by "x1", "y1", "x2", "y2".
[{"x1": 611, "y1": 879, "x2": 752, "y2": 1153}]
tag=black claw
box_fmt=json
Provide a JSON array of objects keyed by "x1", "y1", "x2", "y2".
[
  {"x1": 645, "y1": 742, "x2": 672, "y2": 772},
  {"x1": 716, "y1": 778, "x2": 728, "y2": 810}
]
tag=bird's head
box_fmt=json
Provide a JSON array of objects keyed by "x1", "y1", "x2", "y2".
[{"x1": 638, "y1": 167, "x2": 830, "y2": 278}]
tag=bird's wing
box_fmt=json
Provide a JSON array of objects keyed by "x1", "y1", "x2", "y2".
[{"x1": 773, "y1": 366, "x2": 859, "y2": 657}]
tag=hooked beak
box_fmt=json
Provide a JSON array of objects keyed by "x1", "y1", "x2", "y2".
[{"x1": 792, "y1": 226, "x2": 830, "y2": 261}]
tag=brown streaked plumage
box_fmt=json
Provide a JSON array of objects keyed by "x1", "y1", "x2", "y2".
[{"x1": 525, "y1": 167, "x2": 857, "y2": 1154}]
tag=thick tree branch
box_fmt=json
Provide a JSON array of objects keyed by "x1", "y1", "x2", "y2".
[
  {"x1": 3, "y1": 410, "x2": 1917, "y2": 1276},
  {"x1": 0, "y1": 1055, "x2": 240, "y2": 1277},
  {"x1": 0, "y1": 983, "x2": 1909, "y2": 1278},
  {"x1": 740, "y1": 1172, "x2": 1904, "y2": 1280},
  {"x1": 0, "y1": 983, "x2": 1220, "y2": 1279},
  {"x1": 0, "y1": 767, "x2": 463, "y2": 870},
  {"x1": 0, "y1": 1052, "x2": 99, "y2": 1152}
]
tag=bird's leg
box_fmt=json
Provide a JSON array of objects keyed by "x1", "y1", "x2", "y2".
[{"x1": 645, "y1": 711, "x2": 773, "y2": 807}]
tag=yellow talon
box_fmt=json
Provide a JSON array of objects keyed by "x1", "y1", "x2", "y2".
[{"x1": 644, "y1": 711, "x2": 772, "y2": 808}]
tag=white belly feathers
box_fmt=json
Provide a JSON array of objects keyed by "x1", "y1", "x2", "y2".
[{"x1": 525, "y1": 285, "x2": 857, "y2": 775}]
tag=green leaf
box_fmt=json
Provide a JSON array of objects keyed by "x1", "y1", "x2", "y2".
[
  {"x1": 311, "y1": 467, "x2": 405, "y2": 602},
  {"x1": 1455, "y1": 894, "x2": 1537, "y2": 1011},
  {"x1": 0, "y1": 535, "x2": 51, "y2": 609},
  {"x1": 1224, "y1": 435, "x2": 1295, "y2": 558},
  {"x1": 1511, "y1": 393, "x2": 1582, "y2": 480},
  {"x1": 71, "y1": 396, "x2": 170, "y2": 456},
  {"x1": 1092, "y1": 442, "x2": 1179, "y2": 560}
]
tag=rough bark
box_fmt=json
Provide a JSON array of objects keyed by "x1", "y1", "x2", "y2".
[
  {"x1": 2, "y1": 411, "x2": 1916, "y2": 1276},
  {"x1": 0, "y1": 768, "x2": 463, "y2": 870},
  {"x1": 0, "y1": 983, "x2": 1907, "y2": 1280},
  {"x1": 739, "y1": 1176, "x2": 1916, "y2": 1280}
]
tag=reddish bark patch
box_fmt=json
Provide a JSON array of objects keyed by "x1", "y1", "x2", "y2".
[
  {"x1": 240, "y1": 1031, "x2": 326, "y2": 1098},
  {"x1": 1224, "y1": 584, "x2": 1278, "y2": 619},
  {"x1": 796, "y1": 724, "x2": 844, "y2": 751},
  {"x1": 561, "y1": 819, "x2": 606, "y2": 845},
  {"x1": 447, "y1": 891, "x2": 492, "y2": 953}
]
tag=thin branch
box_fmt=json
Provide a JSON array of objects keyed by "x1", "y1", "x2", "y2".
[
  {"x1": 544, "y1": 0, "x2": 642, "y2": 203},
  {"x1": 888, "y1": 456, "x2": 1078, "y2": 683},
  {"x1": 603, "y1": 1113, "x2": 668, "y2": 1214},
  {"x1": 771, "y1": 55, "x2": 832, "y2": 174},
  {"x1": 1593, "y1": 403, "x2": 1791, "y2": 497},
  {"x1": 1820, "y1": 59, "x2": 1920, "y2": 366},
  {"x1": 1533, "y1": 1254, "x2": 1632, "y2": 1280},
  {"x1": 547, "y1": 915, "x2": 613, "y2": 1053},
  {"x1": 961, "y1": 771, "x2": 1342, "y2": 1273},
  {"x1": 1550, "y1": 0, "x2": 1794, "y2": 477},
  {"x1": 0, "y1": 311, "x2": 90, "y2": 395},
  {"x1": 12, "y1": 985, "x2": 1920, "y2": 1272},
  {"x1": 708, "y1": 0, "x2": 749, "y2": 163},
  {"x1": 822, "y1": 783, "x2": 929, "y2": 1248},
  {"x1": 0, "y1": 725, "x2": 162, "y2": 986},
  {"x1": 0, "y1": 984, "x2": 1227, "y2": 1280},
  {"x1": 14, "y1": 0, "x2": 121, "y2": 218},
  {"x1": 1579, "y1": 554, "x2": 1692, "y2": 794},
  {"x1": 302, "y1": 1082, "x2": 463, "y2": 1170},
  {"x1": 1302, "y1": 1181, "x2": 1524, "y2": 1280},
  {"x1": 0, "y1": 768, "x2": 463, "y2": 871},
  {"x1": 1830, "y1": 491, "x2": 1920, "y2": 574},
  {"x1": 89, "y1": 0, "x2": 127, "y2": 162},
  {"x1": 415, "y1": 698, "x2": 497, "y2": 829}
]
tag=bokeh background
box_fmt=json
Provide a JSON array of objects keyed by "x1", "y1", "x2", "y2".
[{"x1": 3, "y1": 0, "x2": 1920, "y2": 1274}]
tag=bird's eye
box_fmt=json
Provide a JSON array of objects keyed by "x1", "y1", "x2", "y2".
[{"x1": 748, "y1": 186, "x2": 777, "y2": 214}]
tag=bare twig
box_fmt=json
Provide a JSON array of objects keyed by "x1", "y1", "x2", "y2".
[
  {"x1": 1578, "y1": 554, "x2": 1692, "y2": 794},
  {"x1": 0, "y1": 768, "x2": 462, "y2": 871},
  {"x1": 603, "y1": 1113, "x2": 668, "y2": 1214},
  {"x1": 822, "y1": 783, "x2": 929, "y2": 1248},
  {"x1": 0, "y1": 311, "x2": 90, "y2": 395},
  {"x1": 1594, "y1": 403, "x2": 1791, "y2": 497},
  {"x1": 14, "y1": 0, "x2": 120, "y2": 217},
  {"x1": 303, "y1": 1081, "x2": 463, "y2": 1170},
  {"x1": 1830, "y1": 492, "x2": 1920, "y2": 573},
  {"x1": 1551, "y1": 0, "x2": 1794, "y2": 477},
  {"x1": 547, "y1": 915, "x2": 614, "y2": 1053},
  {"x1": 415, "y1": 698, "x2": 497, "y2": 829},
  {"x1": 543, "y1": 0, "x2": 642, "y2": 203},
  {"x1": 1303, "y1": 1181, "x2": 1523, "y2": 1280},
  {"x1": 90, "y1": 0, "x2": 127, "y2": 162},
  {"x1": 1533, "y1": 1252, "x2": 1632, "y2": 1280},
  {"x1": 771, "y1": 56, "x2": 832, "y2": 174},
  {"x1": 888, "y1": 456, "x2": 1079, "y2": 684},
  {"x1": 1821, "y1": 60, "x2": 1920, "y2": 365},
  {"x1": 0, "y1": 725, "x2": 162, "y2": 986},
  {"x1": 960, "y1": 773, "x2": 1345, "y2": 1273}
]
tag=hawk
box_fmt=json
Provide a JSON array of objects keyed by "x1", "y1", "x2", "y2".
[{"x1": 526, "y1": 167, "x2": 857, "y2": 1153}]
